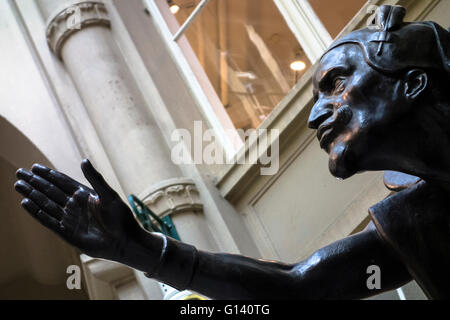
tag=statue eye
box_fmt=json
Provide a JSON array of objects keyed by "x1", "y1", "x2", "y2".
[{"x1": 332, "y1": 78, "x2": 345, "y2": 94}]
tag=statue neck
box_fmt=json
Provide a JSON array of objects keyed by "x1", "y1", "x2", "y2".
[{"x1": 404, "y1": 100, "x2": 450, "y2": 191}]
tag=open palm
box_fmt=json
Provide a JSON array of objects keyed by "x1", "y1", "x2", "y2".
[{"x1": 14, "y1": 159, "x2": 143, "y2": 262}]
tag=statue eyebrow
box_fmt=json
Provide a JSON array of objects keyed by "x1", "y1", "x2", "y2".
[{"x1": 318, "y1": 66, "x2": 348, "y2": 92}]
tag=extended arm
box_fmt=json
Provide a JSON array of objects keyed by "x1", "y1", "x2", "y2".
[
  {"x1": 146, "y1": 223, "x2": 412, "y2": 299},
  {"x1": 14, "y1": 161, "x2": 411, "y2": 300}
]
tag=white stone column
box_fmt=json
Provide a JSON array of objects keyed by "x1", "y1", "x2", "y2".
[
  {"x1": 39, "y1": 0, "x2": 215, "y2": 247},
  {"x1": 42, "y1": 0, "x2": 179, "y2": 195},
  {"x1": 37, "y1": 0, "x2": 217, "y2": 299}
]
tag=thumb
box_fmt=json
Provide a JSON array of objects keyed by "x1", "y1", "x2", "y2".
[{"x1": 81, "y1": 159, "x2": 117, "y2": 202}]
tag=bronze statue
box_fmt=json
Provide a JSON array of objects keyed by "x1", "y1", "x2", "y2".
[{"x1": 13, "y1": 5, "x2": 450, "y2": 299}]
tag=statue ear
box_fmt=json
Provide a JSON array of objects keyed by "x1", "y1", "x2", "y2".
[{"x1": 404, "y1": 69, "x2": 428, "y2": 100}]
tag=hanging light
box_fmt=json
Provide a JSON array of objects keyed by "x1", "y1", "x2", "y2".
[
  {"x1": 290, "y1": 60, "x2": 306, "y2": 71},
  {"x1": 168, "y1": 0, "x2": 180, "y2": 14},
  {"x1": 290, "y1": 52, "x2": 306, "y2": 71}
]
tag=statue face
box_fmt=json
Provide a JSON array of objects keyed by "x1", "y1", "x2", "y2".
[{"x1": 309, "y1": 45, "x2": 410, "y2": 179}]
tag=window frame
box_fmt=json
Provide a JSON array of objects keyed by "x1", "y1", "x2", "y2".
[
  {"x1": 273, "y1": 0, "x2": 333, "y2": 63},
  {"x1": 142, "y1": 0, "x2": 336, "y2": 159},
  {"x1": 144, "y1": 0, "x2": 240, "y2": 157}
]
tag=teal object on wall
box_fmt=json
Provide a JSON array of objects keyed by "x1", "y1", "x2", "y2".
[{"x1": 128, "y1": 194, "x2": 181, "y2": 241}]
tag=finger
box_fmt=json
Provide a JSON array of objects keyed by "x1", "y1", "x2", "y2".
[
  {"x1": 21, "y1": 198, "x2": 62, "y2": 232},
  {"x1": 31, "y1": 163, "x2": 87, "y2": 195},
  {"x1": 16, "y1": 168, "x2": 70, "y2": 207},
  {"x1": 15, "y1": 180, "x2": 65, "y2": 220},
  {"x1": 81, "y1": 159, "x2": 117, "y2": 202}
]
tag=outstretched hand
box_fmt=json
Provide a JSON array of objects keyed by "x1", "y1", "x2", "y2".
[{"x1": 14, "y1": 159, "x2": 145, "y2": 262}]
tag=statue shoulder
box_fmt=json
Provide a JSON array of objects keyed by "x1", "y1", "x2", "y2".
[
  {"x1": 383, "y1": 171, "x2": 421, "y2": 192},
  {"x1": 368, "y1": 176, "x2": 450, "y2": 299},
  {"x1": 370, "y1": 178, "x2": 447, "y2": 219}
]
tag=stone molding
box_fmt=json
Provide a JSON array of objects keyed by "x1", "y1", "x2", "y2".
[
  {"x1": 46, "y1": 1, "x2": 110, "y2": 58},
  {"x1": 80, "y1": 254, "x2": 141, "y2": 300},
  {"x1": 138, "y1": 178, "x2": 203, "y2": 218}
]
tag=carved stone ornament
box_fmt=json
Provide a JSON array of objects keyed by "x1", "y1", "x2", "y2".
[
  {"x1": 138, "y1": 178, "x2": 203, "y2": 218},
  {"x1": 46, "y1": 1, "x2": 111, "y2": 58}
]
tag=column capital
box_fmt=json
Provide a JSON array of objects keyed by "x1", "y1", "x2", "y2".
[
  {"x1": 138, "y1": 178, "x2": 203, "y2": 218},
  {"x1": 46, "y1": 1, "x2": 110, "y2": 58}
]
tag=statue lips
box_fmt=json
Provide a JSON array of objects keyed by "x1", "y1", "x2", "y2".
[
  {"x1": 317, "y1": 106, "x2": 353, "y2": 151},
  {"x1": 317, "y1": 121, "x2": 339, "y2": 152}
]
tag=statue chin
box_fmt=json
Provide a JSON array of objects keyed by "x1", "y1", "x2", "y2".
[{"x1": 328, "y1": 141, "x2": 356, "y2": 180}]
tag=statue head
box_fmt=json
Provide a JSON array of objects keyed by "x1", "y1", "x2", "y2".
[{"x1": 308, "y1": 5, "x2": 450, "y2": 180}]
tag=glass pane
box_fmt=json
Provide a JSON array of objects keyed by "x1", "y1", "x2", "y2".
[
  {"x1": 307, "y1": 0, "x2": 367, "y2": 39},
  {"x1": 178, "y1": 0, "x2": 311, "y2": 130},
  {"x1": 155, "y1": 0, "x2": 200, "y2": 34},
  {"x1": 169, "y1": 0, "x2": 200, "y2": 29}
]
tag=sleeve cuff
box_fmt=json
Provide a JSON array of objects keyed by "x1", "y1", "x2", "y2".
[{"x1": 144, "y1": 234, "x2": 199, "y2": 291}]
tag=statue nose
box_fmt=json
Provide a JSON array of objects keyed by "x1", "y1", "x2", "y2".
[{"x1": 308, "y1": 103, "x2": 333, "y2": 129}]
